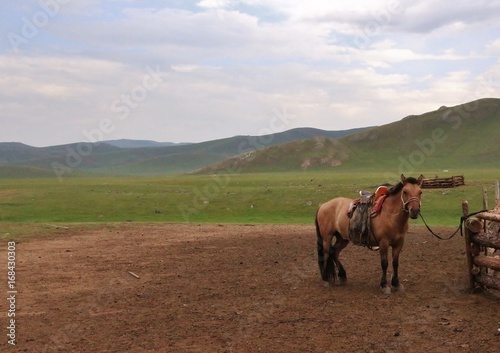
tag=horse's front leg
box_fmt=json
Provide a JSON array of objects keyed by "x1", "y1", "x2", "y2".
[
  {"x1": 391, "y1": 243, "x2": 405, "y2": 292},
  {"x1": 379, "y1": 243, "x2": 391, "y2": 295}
]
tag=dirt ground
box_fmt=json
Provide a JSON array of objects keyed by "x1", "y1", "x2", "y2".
[{"x1": 1, "y1": 223, "x2": 499, "y2": 353}]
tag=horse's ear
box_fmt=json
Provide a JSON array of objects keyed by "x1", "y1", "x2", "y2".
[
  {"x1": 400, "y1": 174, "x2": 406, "y2": 183},
  {"x1": 417, "y1": 174, "x2": 424, "y2": 186}
]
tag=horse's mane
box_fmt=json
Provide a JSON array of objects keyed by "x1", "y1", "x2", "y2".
[{"x1": 386, "y1": 177, "x2": 420, "y2": 196}]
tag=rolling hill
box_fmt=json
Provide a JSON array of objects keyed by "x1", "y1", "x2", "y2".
[
  {"x1": 0, "y1": 127, "x2": 368, "y2": 177},
  {"x1": 1, "y1": 98, "x2": 498, "y2": 178},
  {"x1": 195, "y1": 98, "x2": 500, "y2": 174}
]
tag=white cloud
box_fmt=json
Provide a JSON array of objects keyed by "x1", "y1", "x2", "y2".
[
  {"x1": 197, "y1": 0, "x2": 233, "y2": 9},
  {"x1": 0, "y1": 56, "x2": 125, "y2": 99},
  {"x1": 171, "y1": 65, "x2": 201, "y2": 73},
  {"x1": 1, "y1": 1, "x2": 499, "y2": 146},
  {"x1": 486, "y1": 38, "x2": 500, "y2": 54}
]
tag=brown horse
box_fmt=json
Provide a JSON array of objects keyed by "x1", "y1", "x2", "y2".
[{"x1": 315, "y1": 174, "x2": 424, "y2": 294}]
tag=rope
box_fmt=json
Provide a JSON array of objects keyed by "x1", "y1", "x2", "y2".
[{"x1": 419, "y1": 209, "x2": 489, "y2": 241}]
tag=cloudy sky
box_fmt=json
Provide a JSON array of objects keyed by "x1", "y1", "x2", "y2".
[{"x1": 1, "y1": 0, "x2": 499, "y2": 147}]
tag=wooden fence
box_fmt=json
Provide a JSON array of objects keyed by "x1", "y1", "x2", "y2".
[
  {"x1": 421, "y1": 175, "x2": 464, "y2": 189},
  {"x1": 462, "y1": 181, "x2": 500, "y2": 292}
]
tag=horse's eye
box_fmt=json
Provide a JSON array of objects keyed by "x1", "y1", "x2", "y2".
[{"x1": 403, "y1": 190, "x2": 408, "y2": 195}]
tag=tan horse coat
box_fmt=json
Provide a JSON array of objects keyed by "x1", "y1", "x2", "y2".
[{"x1": 315, "y1": 174, "x2": 424, "y2": 294}]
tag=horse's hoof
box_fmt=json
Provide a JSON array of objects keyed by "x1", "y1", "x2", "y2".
[
  {"x1": 381, "y1": 286, "x2": 392, "y2": 295},
  {"x1": 323, "y1": 281, "x2": 331, "y2": 288},
  {"x1": 393, "y1": 283, "x2": 405, "y2": 293},
  {"x1": 339, "y1": 277, "x2": 347, "y2": 286}
]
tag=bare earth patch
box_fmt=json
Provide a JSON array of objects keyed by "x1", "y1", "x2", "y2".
[{"x1": 1, "y1": 223, "x2": 499, "y2": 353}]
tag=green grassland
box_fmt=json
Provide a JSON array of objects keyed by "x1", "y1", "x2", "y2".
[{"x1": 1, "y1": 171, "x2": 497, "y2": 236}]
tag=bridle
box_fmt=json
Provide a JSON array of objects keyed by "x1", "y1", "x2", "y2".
[{"x1": 401, "y1": 192, "x2": 421, "y2": 214}]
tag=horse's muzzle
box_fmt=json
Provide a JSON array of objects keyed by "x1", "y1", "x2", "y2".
[{"x1": 408, "y1": 208, "x2": 420, "y2": 219}]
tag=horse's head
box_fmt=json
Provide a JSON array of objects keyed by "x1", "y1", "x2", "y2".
[{"x1": 400, "y1": 174, "x2": 424, "y2": 219}]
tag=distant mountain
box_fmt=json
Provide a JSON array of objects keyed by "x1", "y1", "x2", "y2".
[
  {"x1": 195, "y1": 98, "x2": 500, "y2": 174},
  {"x1": 103, "y1": 139, "x2": 192, "y2": 148},
  {"x1": 4, "y1": 96, "x2": 498, "y2": 178},
  {"x1": 0, "y1": 127, "x2": 368, "y2": 177},
  {"x1": 0, "y1": 142, "x2": 121, "y2": 165},
  {"x1": 0, "y1": 142, "x2": 40, "y2": 164}
]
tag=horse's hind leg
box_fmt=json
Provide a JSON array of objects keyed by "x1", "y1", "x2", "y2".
[
  {"x1": 316, "y1": 231, "x2": 325, "y2": 274},
  {"x1": 333, "y1": 236, "x2": 349, "y2": 284},
  {"x1": 317, "y1": 232, "x2": 335, "y2": 284},
  {"x1": 326, "y1": 244, "x2": 336, "y2": 284}
]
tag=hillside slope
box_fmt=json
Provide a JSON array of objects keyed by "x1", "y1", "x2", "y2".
[
  {"x1": 344, "y1": 98, "x2": 500, "y2": 170},
  {"x1": 196, "y1": 98, "x2": 500, "y2": 174},
  {"x1": 196, "y1": 137, "x2": 351, "y2": 173}
]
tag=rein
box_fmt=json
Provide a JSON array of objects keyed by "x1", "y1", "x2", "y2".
[{"x1": 419, "y1": 209, "x2": 489, "y2": 241}]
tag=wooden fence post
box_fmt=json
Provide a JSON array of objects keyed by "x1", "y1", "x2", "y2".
[
  {"x1": 483, "y1": 187, "x2": 488, "y2": 233},
  {"x1": 496, "y1": 180, "x2": 500, "y2": 208},
  {"x1": 462, "y1": 200, "x2": 475, "y2": 290}
]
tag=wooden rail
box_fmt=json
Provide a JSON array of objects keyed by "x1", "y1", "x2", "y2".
[{"x1": 422, "y1": 175, "x2": 464, "y2": 189}]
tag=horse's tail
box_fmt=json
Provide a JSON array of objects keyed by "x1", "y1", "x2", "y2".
[
  {"x1": 315, "y1": 207, "x2": 336, "y2": 283},
  {"x1": 315, "y1": 209, "x2": 324, "y2": 273}
]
